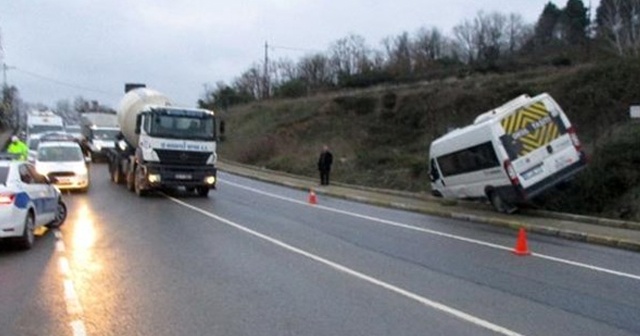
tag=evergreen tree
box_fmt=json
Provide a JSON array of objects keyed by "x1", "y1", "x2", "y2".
[
  {"x1": 534, "y1": 2, "x2": 562, "y2": 45},
  {"x1": 562, "y1": 0, "x2": 590, "y2": 45}
]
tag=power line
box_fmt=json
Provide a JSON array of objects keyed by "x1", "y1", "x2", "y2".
[{"x1": 12, "y1": 66, "x2": 120, "y2": 97}]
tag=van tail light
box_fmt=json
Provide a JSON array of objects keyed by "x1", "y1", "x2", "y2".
[
  {"x1": 503, "y1": 160, "x2": 520, "y2": 186},
  {"x1": 567, "y1": 126, "x2": 588, "y2": 162},
  {"x1": 0, "y1": 193, "x2": 16, "y2": 205},
  {"x1": 567, "y1": 126, "x2": 582, "y2": 151}
]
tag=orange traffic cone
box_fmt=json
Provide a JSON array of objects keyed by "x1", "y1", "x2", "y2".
[
  {"x1": 513, "y1": 227, "x2": 531, "y2": 256},
  {"x1": 308, "y1": 189, "x2": 317, "y2": 205}
]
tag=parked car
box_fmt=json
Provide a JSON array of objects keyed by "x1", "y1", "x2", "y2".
[
  {"x1": 34, "y1": 141, "x2": 90, "y2": 192},
  {"x1": 0, "y1": 158, "x2": 67, "y2": 249}
]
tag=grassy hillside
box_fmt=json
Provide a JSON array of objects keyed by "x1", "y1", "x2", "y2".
[{"x1": 218, "y1": 59, "x2": 640, "y2": 220}]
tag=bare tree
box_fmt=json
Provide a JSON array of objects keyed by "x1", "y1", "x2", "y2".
[
  {"x1": 412, "y1": 27, "x2": 448, "y2": 71},
  {"x1": 297, "y1": 53, "x2": 332, "y2": 92},
  {"x1": 454, "y1": 11, "x2": 529, "y2": 64},
  {"x1": 453, "y1": 20, "x2": 477, "y2": 63},
  {"x1": 597, "y1": 0, "x2": 640, "y2": 56},
  {"x1": 234, "y1": 64, "x2": 263, "y2": 99},
  {"x1": 506, "y1": 13, "x2": 533, "y2": 55},
  {"x1": 329, "y1": 34, "x2": 371, "y2": 79},
  {"x1": 382, "y1": 32, "x2": 412, "y2": 76}
]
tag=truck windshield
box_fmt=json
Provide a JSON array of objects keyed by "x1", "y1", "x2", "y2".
[{"x1": 146, "y1": 110, "x2": 216, "y2": 141}]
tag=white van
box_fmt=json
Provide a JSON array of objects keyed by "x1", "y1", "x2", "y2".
[{"x1": 428, "y1": 93, "x2": 587, "y2": 213}]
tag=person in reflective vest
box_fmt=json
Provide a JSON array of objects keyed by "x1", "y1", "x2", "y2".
[{"x1": 7, "y1": 136, "x2": 29, "y2": 161}]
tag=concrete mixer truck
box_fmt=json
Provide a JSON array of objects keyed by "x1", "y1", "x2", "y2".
[{"x1": 106, "y1": 84, "x2": 218, "y2": 197}]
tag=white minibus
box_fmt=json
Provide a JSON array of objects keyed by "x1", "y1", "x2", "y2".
[{"x1": 428, "y1": 93, "x2": 587, "y2": 213}]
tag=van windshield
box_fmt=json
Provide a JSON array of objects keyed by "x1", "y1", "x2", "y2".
[
  {"x1": 37, "y1": 146, "x2": 84, "y2": 162},
  {"x1": 29, "y1": 125, "x2": 64, "y2": 134}
]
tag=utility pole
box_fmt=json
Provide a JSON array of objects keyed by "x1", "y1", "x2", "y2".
[{"x1": 263, "y1": 41, "x2": 269, "y2": 99}]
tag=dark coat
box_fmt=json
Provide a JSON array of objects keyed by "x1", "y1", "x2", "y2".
[{"x1": 318, "y1": 151, "x2": 333, "y2": 172}]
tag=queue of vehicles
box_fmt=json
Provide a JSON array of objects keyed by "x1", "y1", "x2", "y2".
[{"x1": 3, "y1": 86, "x2": 587, "y2": 252}]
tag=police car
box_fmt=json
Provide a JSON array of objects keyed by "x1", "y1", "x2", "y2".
[{"x1": 0, "y1": 158, "x2": 67, "y2": 249}]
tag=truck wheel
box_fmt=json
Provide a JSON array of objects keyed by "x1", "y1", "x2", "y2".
[
  {"x1": 489, "y1": 191, "x2": 516, "y2": 214},
  {"x1": 15, "y1": 213, "x2": 35, "y2": 250},
  {"x1": 134, "y1": 166, "x2": 147, "y2": 197},
  {"x1": 196, "y1": 187, "x2": 209, "y2": 197},
  {"x1": 126, "y1": 170, "x2": 135, "y2": 192},
  {"x1": 111, "y1": 164, "x2": 123, "y2": 184}
]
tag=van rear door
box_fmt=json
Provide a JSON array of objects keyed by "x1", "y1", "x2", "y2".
[{"x1": 498, "y1": 95, "x2": 581, "y2": 191}]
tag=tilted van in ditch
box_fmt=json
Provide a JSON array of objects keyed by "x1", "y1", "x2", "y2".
[{"x1": 428, "y1": 93, "x2": 587, "y2": 213}]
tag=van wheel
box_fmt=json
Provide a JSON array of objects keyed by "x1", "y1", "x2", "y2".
[{"x1": 489, "y1": 191, "x2": 516, "y2": 214}]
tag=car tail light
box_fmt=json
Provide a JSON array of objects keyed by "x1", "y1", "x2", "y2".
[
  {"x1": 503, "y1": 160, "x2": 520, "y2": 186},
  {"x1": 0, "y1": 193, "x2": 15, "y2": 205}
]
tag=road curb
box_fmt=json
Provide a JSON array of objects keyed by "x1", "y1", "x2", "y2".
[{"x1": 218, "y1": 163, "x2": 640, "y2": 253}]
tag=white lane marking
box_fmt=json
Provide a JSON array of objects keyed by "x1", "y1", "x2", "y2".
[
  {"x1": 55, "y1": 231, "x2": 88, "y2": 335},
  {"x1": 59, "y1": 257, "x2": 70, "y2": 277},
  {"x1": 167, "y1": 196, "x2": 524, "y2": 336},
  {"x1": 70, "y1": 320, "x2": 87, "y2": 336},
  {"x1": 56, "y1": 239, "x2": 66, "y2": 252},
  {"x1": 63, "y1": 279, "x2": 83, "y2": 315},
  {"x1": 221, "y1": 179, "x2": 640, "y2": 282}
]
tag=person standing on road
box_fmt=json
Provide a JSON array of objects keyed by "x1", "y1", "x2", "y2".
[
  {"x1": 7, "y1": 135, "x2": 29, "y2": 161},
  {"x1": 317, "y1": 145, "x2": 333, "y2": 186}
]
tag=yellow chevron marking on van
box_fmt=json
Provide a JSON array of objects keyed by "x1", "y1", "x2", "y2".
[
  {"x1": 518, "y1": 123, "x2": 559, "y2": 156},
  {"x1": 501, "y1": 102, "x2": 561, "y2": 157},
  {"x1": 501, "y1": 102, "x2": 549, "y2": 134}
]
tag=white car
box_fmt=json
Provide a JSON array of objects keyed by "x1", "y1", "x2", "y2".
[
  {"x1": 0, "y1": 159, "x2": 67, "y2": 249},
  {"x1": 35, "y1": 141, "x2": 90, "y2": 192}
]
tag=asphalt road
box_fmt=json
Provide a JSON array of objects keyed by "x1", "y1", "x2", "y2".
[{"x1": 1, "y1": 163, "x2": 640, "y2": 336}]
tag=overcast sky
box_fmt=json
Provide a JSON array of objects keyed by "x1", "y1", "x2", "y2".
[{"x1": 1, "y1": 0, "x2": 599, "y2": 109}]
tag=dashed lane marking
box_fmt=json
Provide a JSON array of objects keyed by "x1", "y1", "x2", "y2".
[
  {"x1": 53, "y1": 230, "x2": 88, "y2": 336},
  {"x1": 167, "y1": 195, "x2": 525, "y2": 336},
  {"x1": 220, "y1": 179, "x2": 640, "y2": 282}
]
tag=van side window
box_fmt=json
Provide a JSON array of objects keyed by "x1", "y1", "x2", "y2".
[
  {"x1": 429, "y1": 158, "x2": 440, "y2": 181},
  {"x1": 436, "y1": 142, "x2": 499, "y2": 177}
]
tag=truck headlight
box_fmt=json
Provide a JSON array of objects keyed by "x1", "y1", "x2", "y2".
[
  {"x1": 204, "y1": 176, "x2": 216, "y2": 184},
  {"x1": 148, "y1": 174, "x2": 161, "y2": 183}
]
